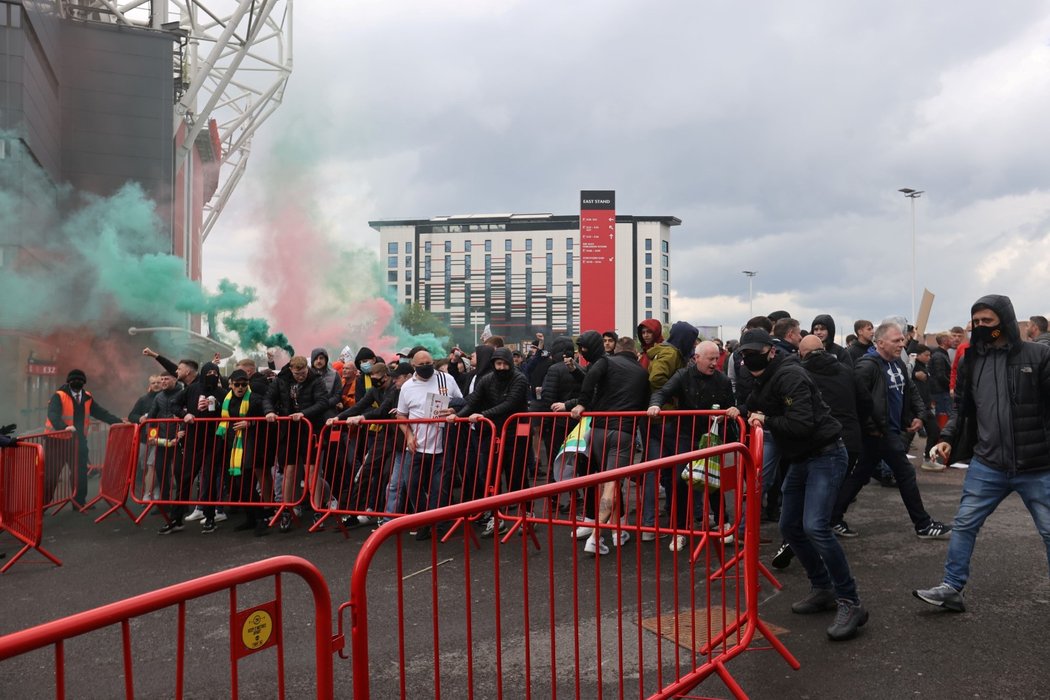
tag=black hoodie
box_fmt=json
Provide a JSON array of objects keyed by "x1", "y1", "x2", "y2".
[
  {"x1": 801, "y1": 350, "x2": 872, "y2": 453},
  {"x1": 811, "y1": 314, "x2": 852, "y2": 366},
  {"x1": 537, "y1": 336, "x2": 585, "y2": 409},
  {"x1": 458, "y1": 347, "x2": 529, "y2": 429},
  {"x1": 943, "y1": 294, "x2": 1050, "y2": 472}
]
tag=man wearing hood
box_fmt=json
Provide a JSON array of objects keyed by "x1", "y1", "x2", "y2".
[
  {"x1": 832, "y1": 322, "x2": 951, "y2": 540},
  {"x1": 538, "y1": 336, "x2": 585, "y2": 448},
  {"x1": 353, "y1": 347, "x2": 378, "y2": 402},
  {"x1": 637, "y1": 319, "x2": 664, "y2": 371},
  {"x1": 811, "y1": 315, "x2": 852, "y2": 365},
  {"x1": 567, "y1": 335, "x2": 649, "y2": 556},
  {"x1": 915, "y1": 294, "x2": 1050, "y2": 612},
  {"x1": 46, "y1": 369, "x2": 124, "y2": 508},
  {"x1": 641, "y1": 321, "x2": 700, "y2": 537},
  {"x1": 145, "y1": 372, "x2": 187, "y2": 531},
  {"x1": 739, "y1": 329, "x2": 867, "y2": 641},
  {"x1": 455, "y1": 347, "x2": 532, "y2": 537}
]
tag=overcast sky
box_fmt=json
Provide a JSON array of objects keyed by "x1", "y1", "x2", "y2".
[{"x1": 203, "y1": 1, "x2": 1050, "y2": 341}]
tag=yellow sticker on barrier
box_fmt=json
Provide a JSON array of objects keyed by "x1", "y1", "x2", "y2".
[{"x1": 242, "y1": 610, "x2": 273, "y2": 650}]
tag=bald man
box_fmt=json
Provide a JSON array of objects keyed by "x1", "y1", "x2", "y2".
[{"x1": 648, "y1": 340, "x2": 737, "y2": 552}]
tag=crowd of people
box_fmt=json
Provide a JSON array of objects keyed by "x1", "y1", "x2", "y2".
[{"x1": 40, "y1": 295, "x2": 1050, "y2": 644}]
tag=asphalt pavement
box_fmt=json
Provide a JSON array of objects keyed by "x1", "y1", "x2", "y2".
[{"x1": 2, "y1": 446, "x2": 1048, "y2": 699}]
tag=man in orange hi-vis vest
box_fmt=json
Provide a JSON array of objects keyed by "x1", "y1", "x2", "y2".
[{"x1": 46, "y1": 369, "x2": 124, "y2": 508}]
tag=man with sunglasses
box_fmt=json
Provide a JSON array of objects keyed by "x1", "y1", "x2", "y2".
[{"x1": 739, "y1": 328, "x2": 868, "y2": 641}]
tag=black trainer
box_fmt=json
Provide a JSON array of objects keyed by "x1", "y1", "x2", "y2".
[
  {"x1": 771, "y1": 541, "x2": 794, "y2": 569},
  {"x1": 791, "y1": 587, "x2": 838, "y2": 614},
  {"x1": 917, "y1": 521, "x2": 952, "y2": 539},
  {"x1": 201, "y1": 519, "x2": 216, "y2": 534},
  {"x1": 826, "y1": 599, "x2": 869, "y2": 641},
  {"x1": 158, "y1": 521, "x2": 184, "y2": 535}
]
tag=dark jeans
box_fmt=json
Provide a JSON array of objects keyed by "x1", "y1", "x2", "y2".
[
  {"x1": 780, "y1": 441, "x2": 859, "y2": 602},
  {"x1": 833, "y1": 432, "x2": 932, "y2": 531},
  {"x1": 406, "y1": 450, "x2": 451, "y2": 515}
]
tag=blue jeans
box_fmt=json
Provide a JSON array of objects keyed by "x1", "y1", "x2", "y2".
[
  {"x1": 780, "y1": 442, "x2": 859, "y2": 602},
  {"x1": 932, "y1": 392, "x2": 952, "y2": 418},
  {"x1": 943, "y1": 458, "x2": 1050, "y2": 590},
  {"x1": 382, "y1": 451, "x2": 407, "y2": 516},
  {"x1": 762, "y1": 430, "x2": 780, "y2": 504}
]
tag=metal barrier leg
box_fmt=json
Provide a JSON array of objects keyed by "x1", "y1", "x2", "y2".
[{"x1": 0, "y1": 541, "x2": 62, "y2": 574}]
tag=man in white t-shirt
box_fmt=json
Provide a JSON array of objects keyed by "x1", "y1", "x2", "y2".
[{"x1": 397, "y1": 350, "x2": 463, "y2": 536}]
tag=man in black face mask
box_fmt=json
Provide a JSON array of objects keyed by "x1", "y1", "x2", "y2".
[
  {"x1": 915, "y1": 294, "x2": 1050, "y2": 613},
  {"x1": 178, "y1": 362, "x2": 227, "y2": 531},
  {"x1": 46, "y1": 369, "x2": 124, "y2": 509},
  {"x1": 454, "y1": 347, "x2": 532, "y2": 536},
  {"x1": 740, "y1": 328, "x2": 868, "y2": 641}
]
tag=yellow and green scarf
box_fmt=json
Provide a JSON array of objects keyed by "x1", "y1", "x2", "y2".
[{"x1": 216, "y1": 389, "x2": 250, "y2": 475}]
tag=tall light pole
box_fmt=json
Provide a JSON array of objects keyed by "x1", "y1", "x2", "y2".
[
  {"x1": 899, "y1": 188, "x2": 924, "y2": 326},
  {"x1": 742, "y1": 270, "x2": 758, "y2": 318}
]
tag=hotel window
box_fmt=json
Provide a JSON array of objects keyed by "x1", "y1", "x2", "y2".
[
  {"x1": 661, "y1": 240, "x2": 669, "y2": 253},
  {"x1": 485, "y1": 254, "x2": 491, "y2": 275},
  {"x1": 388, "y1": 242, "x2": 398, "y2": 254},
  {"x1": 406, "y1": 242, "x2": 413, "y2": 254},
  {"x1": 424, "y1": 256, "x2": 431, "y2": 280},
  {"x1": 425, "y1": 240, "x2": 432, "y2": 254},
  {"x1": 663, "y1": 283, "x2": 669, "y2": 295},
  {"x1": 645, "y1": 282, "x2": 652, "y2": 293},
  {"x1": 662, "y1": 268, "x2": 668, "y2": 281},
  {"x1": 645, "y1": 239, "x2": 652, "y2": 251},
  {"x1": 405, "y1": 284, "x2": 411, "y2": 297},
  {"x1": 645, "y1": 268, "x2": 652, "y2": 280},
  {"x1": 388, "y1": 256, "x2": 397, "y2": 268},
  {"x1": 546, "y1": 238, "x2": 553, "y2": 251},
  {"x1": 526, "y1": 239, "x2": 533, "y2": 251},
  {"x1": 465, "y1": 254, "x2": 471, "y2": 275},
  {"x1": 405, "y1": 255, "x2": 412, "y2": 267},
  {"x1": 406, "y1": 269, "x2": 413, "y2": 282},
  {"x1": 526, "y1": 253, "x2": 532, "y2": 266},
  {"x1": 485, "y1": 239, "x2": 492, "y2": 252},
  {"x1": 566, "y1": 237, "x2": 574, "y2": 249},
  {"x1": 389, "y1": 285, "x2": 397, "y2": 296},
  {"x1": 445, "y1": 240, "x2": 452, "y2": 253},
  {"x1": 646, "y1": 296, "x2": 652, "y2": 308},
  {"x1": 465, "y1": 240, "x2": 472, "y2": 252},
  {"x1": 645, "y1": 253, "x2": 652, "y2": 265},
  {"x1": 387, "y1": 271, "x2": 397, "y2": 282},
  {"x1": 662, "y1": 254, "x2": 669, "y2": 268},
  {"x1": 505, "y1": 239, "x2": 512, "y2": 251},
  {"x1": 566, "y1": 252, "x2": 573, "y2": 276}
]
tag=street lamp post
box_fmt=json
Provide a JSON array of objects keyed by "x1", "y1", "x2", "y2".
[
  {"x1": 742, "y1": 270, "x2": 758, "y2": 318},
  {"x1": 899, "y1": 188, "x2": 924, "y2": 326}
]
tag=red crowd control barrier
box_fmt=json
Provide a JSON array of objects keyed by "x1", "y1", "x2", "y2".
[
  {"x1": 85, "y1": 422, "x2": 109, "y2": 477},
  {"x1": 83, "y1": 424, "x2": 140, "y2": 524},
  {"x1": 0, "y1": 442, "x2": 62, "y2": 574},
  {"x1": 17, "y1": 430, "x2": 80, "y2": 514},
  {"x1": 345, "y1": 424, "x2": 799, "y2": 700},
  {"x1": 0, "y1": 555, "x2": 339, "y2": 698},
  {"x1": 134, "y1": 417, "x2": 314, "y2": 529},
  {"x1": 309, "y1": 417, "x2": 498, "y2": 534}
]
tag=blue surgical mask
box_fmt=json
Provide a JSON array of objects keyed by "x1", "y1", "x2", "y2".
[{"x1": 361, "y1": 362, "x2": 373, "y2": 373}]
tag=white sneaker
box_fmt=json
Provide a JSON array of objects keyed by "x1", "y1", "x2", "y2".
[
  {"x1": 584, "y1": 536, "x2": 609, "y2": 556},
  {"x1": 142, "y1": 493, "x2": 152, "y2": 502},
  {"x1": 641, "y1": 531, "x2": 656, "y2": 542},
  {"x1": 573, "y1": 517, "x2": 595, "y2": 540},
  {"x1": 185, "y1": 508, "x2": 205, "y2": 522},
  {"x1": 611, "y1": 530, "x2": 631, "y2": 547},
  {"x1": 328, "y1": 498, "x2": 339, "y2": 510},
  {"x1": 358, "y1": 514, "x2": 375, "y2": 525},
  {"x1": 670, "y1": 535, "x2": 688, "y2": 552},
  {"x1": 213, "y1": 511, "x2": 228, "y2": 523}
]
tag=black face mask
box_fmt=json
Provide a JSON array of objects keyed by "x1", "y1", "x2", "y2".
[
  {"x1": 742, "y1": 351, "x2": 772, "y2": 372},
  {"x1": 415, "y1": 364, "x2": 435, "y2": 379},
  {"x1": 68, "y1": 380, "x2": 85, "y2": 392},
  {"x1": 493, "y1": 368, "x2": 513, "y2": 381},
  {"x1": 203, "y1": 374, "x2": 220, "y2": 389},
  {"x1": 971, "y1": 325, "x2": 1002, "y2": 345}
]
